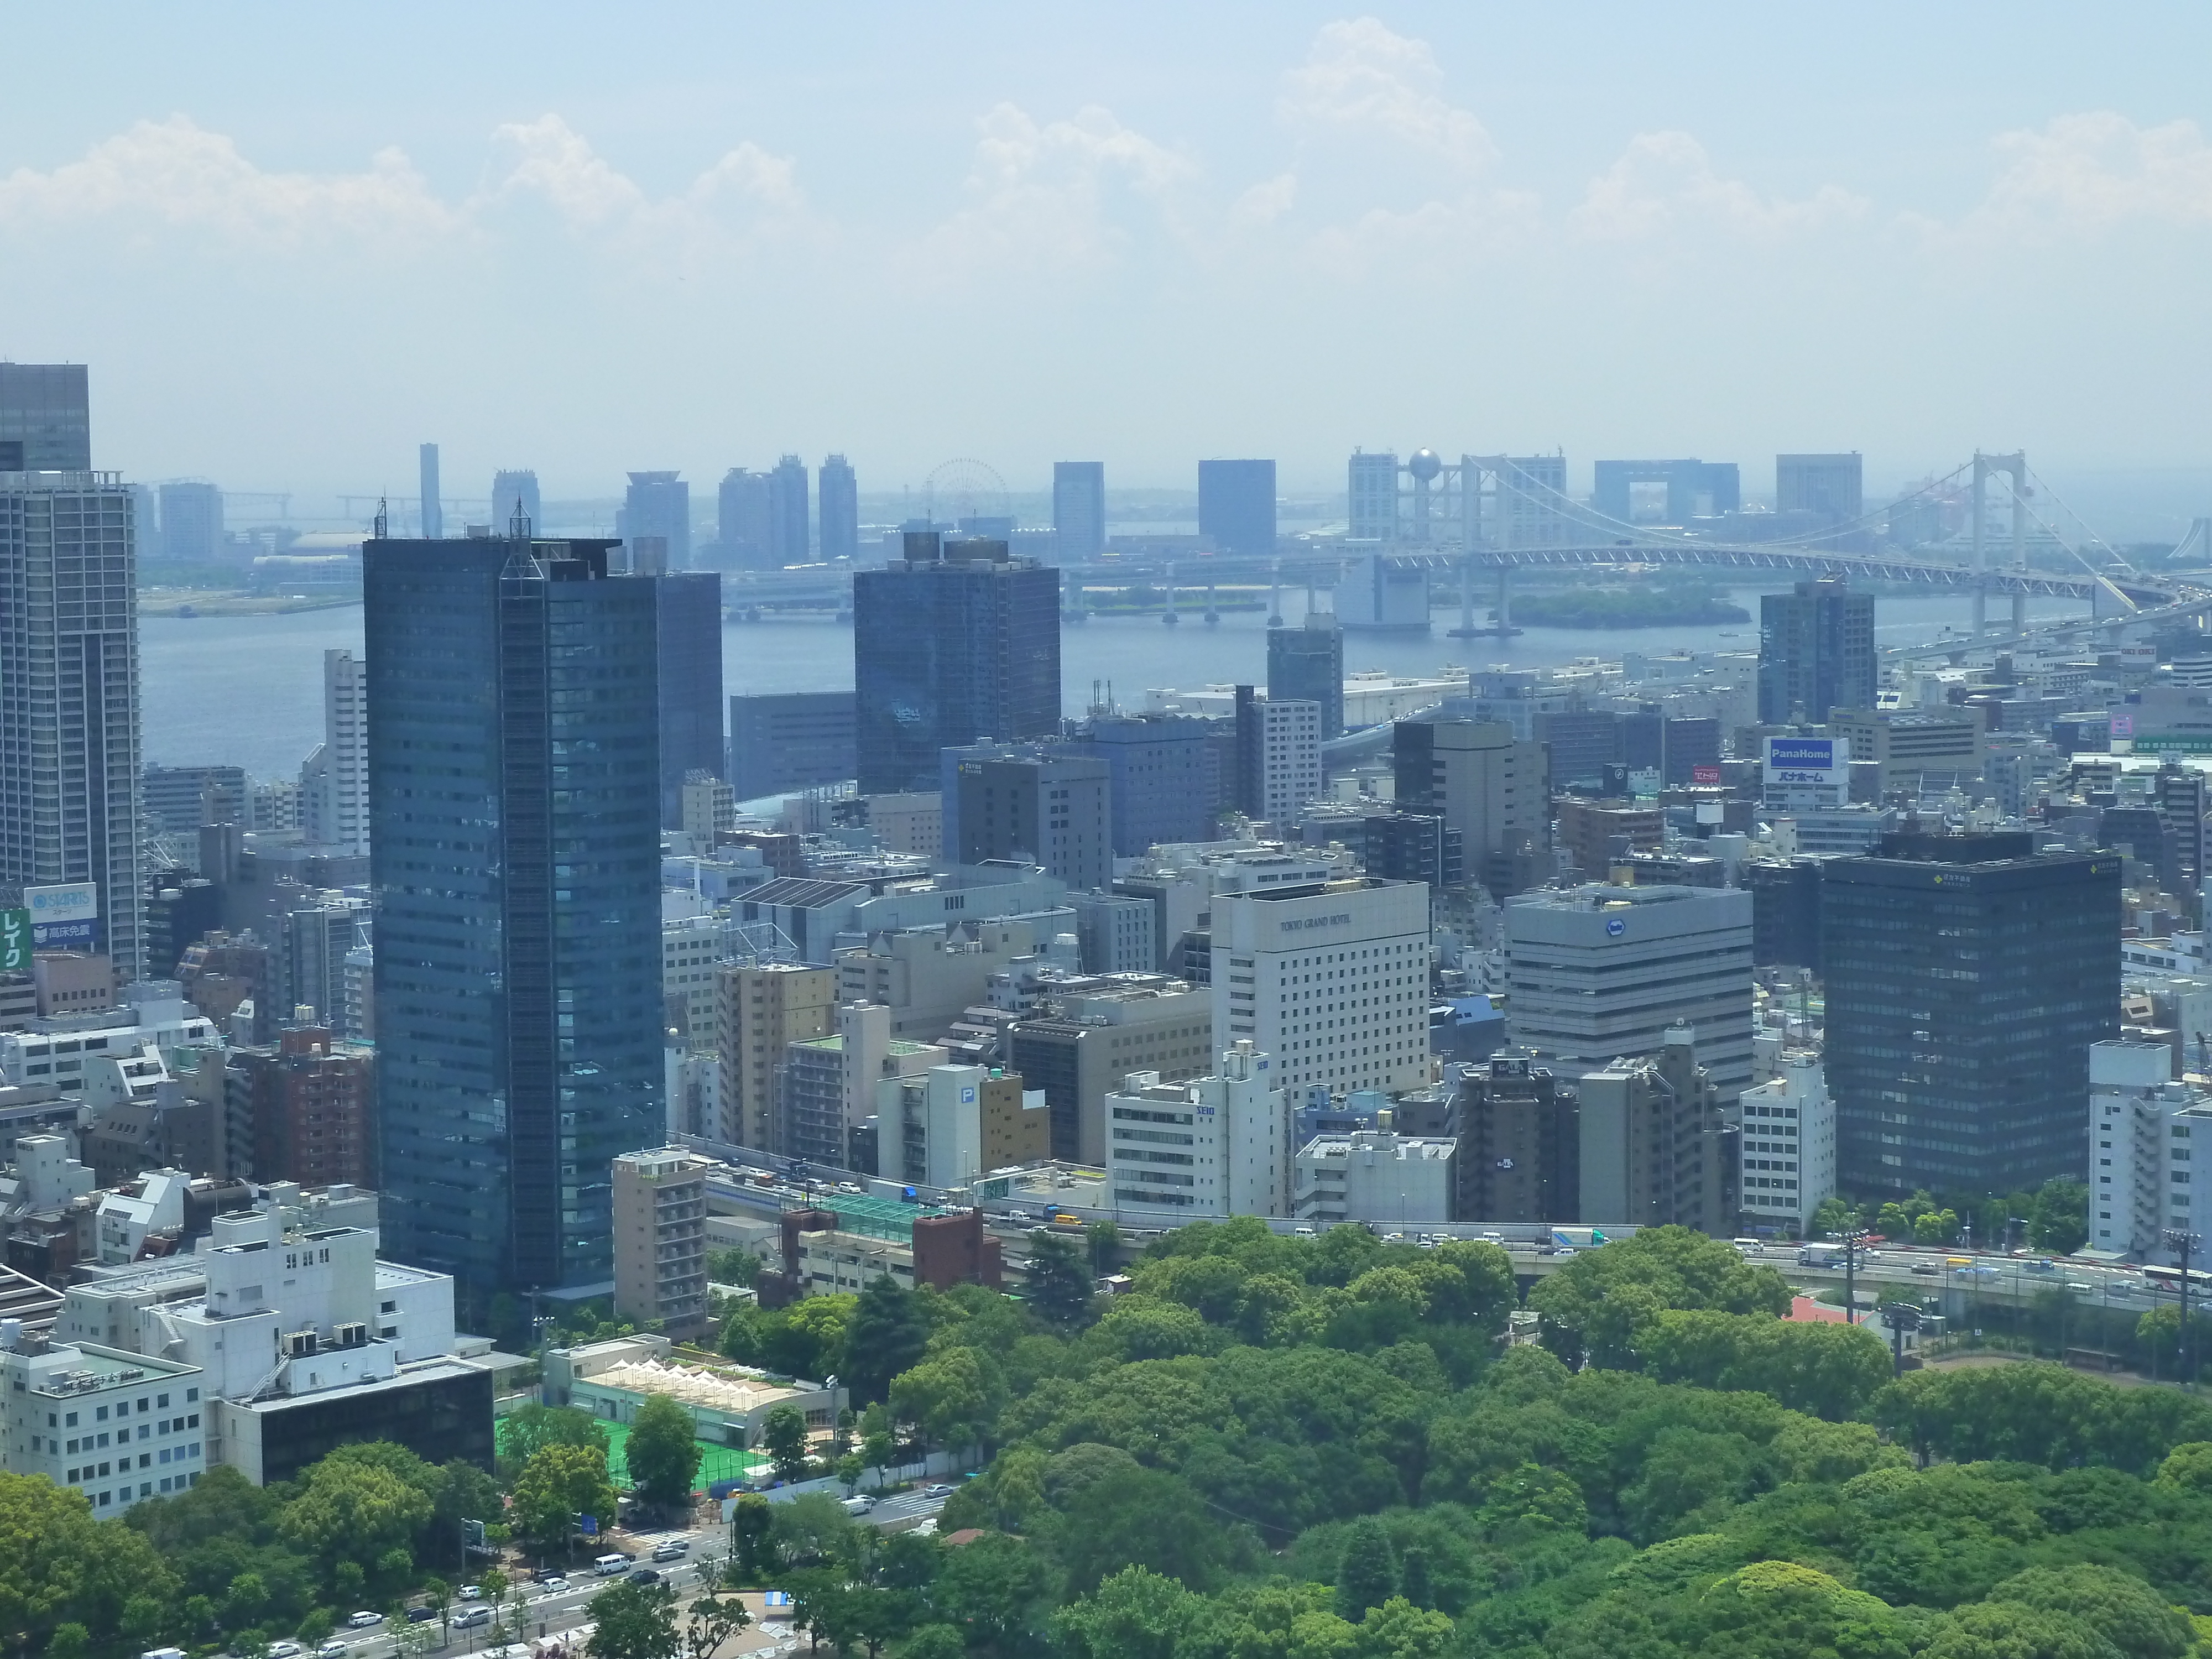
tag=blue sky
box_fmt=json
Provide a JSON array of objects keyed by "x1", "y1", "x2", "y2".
[{"x1": 2, "y1": 3, "x2": 2208, "y2": 525}]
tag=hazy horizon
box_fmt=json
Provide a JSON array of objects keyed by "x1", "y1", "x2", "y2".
[{"x1": 4, "y1": 3, "x2": 2210, "y2": 536}]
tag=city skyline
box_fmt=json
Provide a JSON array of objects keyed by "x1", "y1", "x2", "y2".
[{"x1": 1, "y1": 5, "x2": 2208, "y2": 521}]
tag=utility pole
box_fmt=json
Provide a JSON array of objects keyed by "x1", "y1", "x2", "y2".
[
  {"x1": 1883, "y1": 1303, "x2": 1923, "y2": 1378},
  {"x1": 2166, "y1": 1228, "x2": 2203, "y2": 1386},
  {"x1": 1841, "y1": 1206, "x2": 1864, "y2": 1325}
]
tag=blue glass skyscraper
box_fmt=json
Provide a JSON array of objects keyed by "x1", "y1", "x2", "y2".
[{"x1": 366, "y1": 528, "x2": 664, "y2": 1298}]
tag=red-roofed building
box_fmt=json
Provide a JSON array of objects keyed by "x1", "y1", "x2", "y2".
[{"x1": 1787, "y1": 1294, "x2": 1850, "y2": 1324}]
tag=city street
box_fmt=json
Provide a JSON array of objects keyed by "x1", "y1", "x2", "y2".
[{"x1": 264, "y1": 1493, "x2": 954, "y2": 1659}]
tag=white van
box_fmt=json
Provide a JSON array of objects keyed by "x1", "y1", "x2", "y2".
[{"x1": 594, "y1": 1552, "x2": 631, "y2": 1577}]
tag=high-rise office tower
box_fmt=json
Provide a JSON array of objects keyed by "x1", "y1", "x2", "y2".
[
  {"x1": 1392, "y1": 718, "x2": 1549, "y2": 895},
  {"x1": 656, "y1": 571, "x2": 724, "y2": 827},
  {"x1": 1268, "y1": 612, "x2": 1344, "y2": 740},
  {"x1": 624, "y1": 472, "x2": 690, "y2": 570},
  {"x1": 1198, "y1": 458, "x2": 1276, "y2": 555},
  {"x1": 1212, "y1": 876, "x2": 1430, "y2": 1100},
  {"x1": 1824, "y1": 831, "x2": 2119, "y2": 1196},
  {"x1": 728, "y1": 691, "x2": 856, "y2": 799},
  {"x1": 490, "y1": 469, "x2": 541, "y2": 533},
  {"x1": 952, "y1": 748, "x2": 1112, "y2": 891},
  {"x1": 818, "y1": 455, "x2": 858, "y2": 562},
  {"x1": 418, "y1": 443, "x2": 443, "y2": 539},
  {"x1": 366, "y1": 529, "x2": 664, "y2": 1296},
  {"x1": 0, "y1": 468, "x2": 143, "y2": 979},
  {"x1": 1757, "y1": 577, "x2": 1875, "y2": 723},
  {"x1": 853, "y1": 532, "x2": 1061, "y2": 795},
  {"x1": 1456, "y1": 1051, "x2": 1578, "y2": 1223},
  {"x1": 718, "y1": 467, "x2": 773, "y2": 565},
  {"x1": 769, "y1": 455, "x2": 810, "y2": 564},
  {"x1": 0, "y1": 364, "x2": 91, "y2": 471},
  {"x1": 1071, "y1": 712, "x2": 1219, "y2": 854},
  {"x1": 1504, "y1": 884, "x2": 1755, "y2": 1105},
  {"x1": 158, "y1": 481, "x2": 222, "y2": 562},
  {"x1": 1053, "y1": 462, "x2": 1107, "y2": 560},
  {"x1": 299, "y1": 648, "x2": 368, "y2": 853}
]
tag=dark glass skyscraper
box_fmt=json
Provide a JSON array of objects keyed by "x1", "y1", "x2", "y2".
[
  {"x1": 1198, "y1": 458, "x2": 1276, "y2": 555},
  {"x1": 853, "y1": 533, "x2": 1060, "y2": 795},
  {"x1": 1758, "y1": 576, "x2": 1875, "y2": 722},
  {"x1": 366, "y1": 531, "x2": 664, "y2": 1297},
  {"x1": 656, "y1": 570, "x2": 724, "y2": 826},
  {"x1": 1824, "y1": 831, "x2": 2118, "y2": 1197},
  {"x1": 1267, "y1": 612, "x2": 1343, "y2": 740},
  {"x1": 0, "y1": 363, "x2": 91, "y2": 471}
]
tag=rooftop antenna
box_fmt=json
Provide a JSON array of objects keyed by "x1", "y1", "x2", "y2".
[
  {"x1": 373, "y1": 496, "x2": 388, "y2": 540},
  {"x1": 509, "y1": 495, "x2": 533, "y2": 541}
]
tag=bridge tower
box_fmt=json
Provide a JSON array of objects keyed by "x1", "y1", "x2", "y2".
[{"x1": 1971, "y1": 451, "x2": 2028, "y2": 635}]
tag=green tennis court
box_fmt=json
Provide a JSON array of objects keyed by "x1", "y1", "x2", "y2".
[{"x1": 497, "y1": 1416, "x2": 767, "y2": 1493}]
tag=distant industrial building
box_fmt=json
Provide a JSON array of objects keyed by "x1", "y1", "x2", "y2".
[
  {"x1": 854, "y1": 533, "x2": 1060, "y2": 796},
  {"x1": 1825, "y1": 831, "x2": 2119, "y2": 1196},
  {"x1": 1197, "y1": 458, "x2": 1275, "y2": 555},
  {"x1": 1592, "y1": 458, "x2": 1740, "y2": 526},
  {"x1": 623, "y1": 471, "x2": 691, "y2": 568},
  {"x1": 1053, "y1": 462, "x2": 1107, "y2": 561},
  {"x1": 1776, "y1": 453, "x2": 1864, "y2": 542},
  {"x1": 489, "y1": 469, "x2": 541, "y2": 532}
]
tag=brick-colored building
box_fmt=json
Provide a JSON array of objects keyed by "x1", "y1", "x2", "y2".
[{"x1": 227, "y1": 1027, "x2": 374, "y2": 1189}]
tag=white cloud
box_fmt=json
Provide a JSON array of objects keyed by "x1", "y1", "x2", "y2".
[
  {"x1": 1228, "y1": 172, "x2": 1298, "y2": 232},
  {"x1": 1572, "y1": 131, "x2": 1866, "y2": 242},
  {"x1": 0, "y1": 116, "x2": 456, "y2": 246},
  {"x1": 1979, "y1": 111, "x2": 2212, "y2": 230},
  {"x1": 911, "y1": 102, "x2": 1194, "y2": 273},
  {"x1": 1280, "y1": 18, "x2": 1495, "y2": 170}
]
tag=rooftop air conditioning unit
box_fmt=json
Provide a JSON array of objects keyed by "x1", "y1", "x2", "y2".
[
  {"x1": 280, "y1": 1329, "x2": 319, "y2": 1358},
  {"x1": 333, "y1": 1321, "x2": 368, "y2": 1348}
]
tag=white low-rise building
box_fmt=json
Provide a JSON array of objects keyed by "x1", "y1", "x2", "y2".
[
  {"x1": 0, "y1": 1329, "x2": 205, "y2": 1514},
  {"x1": 1294, "y1": 1129, "x2": 1456, "y2": 1228},
  {"x1": 1736, "y1": 1047, "x2": 1836, "y2": 1232},
  {"x1": 1104, "y1": 1041, "x2": 1288, "y2": 1219},
  {"x1": 2089, "y1": 1039, "x2": 2212, "y2": 1262}
]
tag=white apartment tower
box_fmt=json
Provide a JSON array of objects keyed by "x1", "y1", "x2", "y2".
[
  {"x1": 0, "y1": 468, "x2": 143, "y2": 978},
  {"x1": 2089, "y1": 1039, "x2": 2212, "y2": 1263},
  {"x1": 1104, "y1": 1040, "x2": 1288, "y2": 1218},
  {"x1": 1257, "y1": 698, "x2": 1323, "y2": 825},
  {"x1": 299, "y1": 648, "x2": 367, "y2": 854},
  {"x1": 1212, "y1": 877, "x2": 1430, "y2": 1100},
  {"x1": 1736, "y1": 1047, "x2": 1837, "y2": 1230}
]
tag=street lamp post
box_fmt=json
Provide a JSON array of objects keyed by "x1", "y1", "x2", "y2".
[{"x1": 2164, "y1": 1228, "x2": 2203, "y2": 1386}]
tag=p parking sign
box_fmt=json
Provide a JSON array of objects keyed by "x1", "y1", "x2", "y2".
[{"x1": 0, "y1": 910, "x2": 26, "y2": 972}]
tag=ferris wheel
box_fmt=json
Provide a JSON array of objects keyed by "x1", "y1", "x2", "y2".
[{"x1": 925, "y1": 458, "x2": 1011, "y2": 525}]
